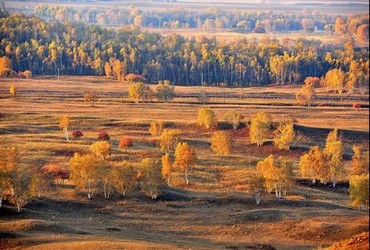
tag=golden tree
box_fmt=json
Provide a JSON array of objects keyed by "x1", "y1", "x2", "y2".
[
  {"x1": 249, "y1": 112, "x2": 272, "y2": 146},
  {"x1": 296, "y1": 83, "x2": 316, "y2": 107},
  {"x1": 174, "y1": 142, "x2": 196, "y2": 185},
  {"x1": 349, "y1": 174, "x2": 369, "y2": 209},
  {"x1": 0, "y1": 147, "x2": 16, "y2": 208},
  {"x1": 256, "y1": 155, "x2": 293, "y2": 199},
  {"x1": 99, "y1": 165, "x2": 114, "y2": 199},
  {"x1": 104, "y1": 61, "x2": 112, "y2": 78},
  {"x1": 112, "y1": 59, "x2": 124, "y2": 80},
  {"x1": 225, "y1": 110, "x2": 244, "y2": 130},
  {"x1": 299, "y1": 146, "x2": 329, "y2": 184},
  {"x1": 357, "y1": 24, "x2": 369, "y2": 42},
  {"x1": 69, "y1": 153, "x2": 101, "y2": 199},
  {"x1": 59, "y1": 115, "x2": 70, "y2": 141},
  {"x1": 273, "y1": 121, "x2": 295, "y2": 151},
  {"x1": 9, "y1": 85, "x2": 17, "y2": 100},
  {"x1": 324, "y1": 68, "x2": 346, "y2": 94},
  {"x1": 324, "y1": 129, "x2": 345, "y2": 188},
  {"x1": 112, "y1": 161, "x2": 136, "y2": 197},
  {"x1": 128, "y1": 82, "x2": 153, "y2": 104},
  {"x1": 10, "y1": 165, "x2": 32, "y2": 213},
  {"x1": 141, "y1": 158, "x2": 163, "y2": 199},
  {"x1": 248, "y1": 173, "x2": 265, "y2": 205},
  {"x1": 161, "y1": 153, "x2": 173, "y2": 186},
  {"x1": 0, "y1": 56, "x2": 12, "y2": 77},
  {"x1": 84, "y1": 92, "x2": 99, "y2": 107},
  {"x1": 160, "y1": 129, "x2": 181, "y2": 152},
  {"x1": 156, "y1": 80, "x2": 175, "y2": 103},
  {"x1": 351, "y1": 145, "x2": 369, "y2": 175},
  {"x1": 197, "y1": 107, "x2": 218, "y2": 130},
  {"x1": 149, "y1": 120, "x2": 165, "y2": 137},
  {"x1": 90, "y1": 141, "x2": 111, "y2": 160},
  {"x1": 210, "y1": 131, "x2": 232, "y2": 156}
]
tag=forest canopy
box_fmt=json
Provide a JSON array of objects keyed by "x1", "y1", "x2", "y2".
[{"x1": 0, "y1": 11, "x2": 368, "y2": 86}]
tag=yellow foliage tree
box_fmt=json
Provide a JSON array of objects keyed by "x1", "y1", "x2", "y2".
[
  {"x1": 156, "y1": 80, "x2": 175, "y2": 103},
  {"x1": 299, "y1": 146, "x2": 329, "y2": 184},
  {"x1": 59, "y1": 115, "x2": 70, "y2": 141},
  {"x1": 112, "y1": 161, "x2": 136, "y2": 197},
  {"x1": 149, "y1": 120, "x2": 165, "y2": 137},
  {"x1": 197, "y1": 107, "x2": 218, "y2": 130},
  {"x1": 324, "y1": 129, "x2": 345, "y2": 188},
  {"x1": 225, "y1": 110, "x2": 244, "y2": 130},
  {"x1": 249, "y1": 112, "x2": 272, "y2": 146},
  {"x1": 9, "y1": 85, "x2": 17, "y2": 100},
  {"x1": 210, "y1": 131, "x2": 232, "y2": 156},
  {"x1": 324, "y1": 68, "x2": 346, "y2": 94},
  {"x1": 0, "y1": 147, "x2": 16, "y2": 208},
  {"x1": 351, "y1": 145, "x2": 369, "y2": 175},
  {"x1": 90, "y1": 141, "x2": 111, "y2": 159},
  {"x1": 84, "y1": 92, "x2": 99, "y2": 107},
  {"x1": 104, "y1": 61, "x2": 112, "y2": 78},
  {"x1": 349, "y1": 174, "x2": 369, "y2": 209},
  {"x1": 273, "y1": 121, "x2": 295, "y2": 151},
  {"x1": 256, "y1": 155, "x2": 293, "y2": 199},
  {"x1": 161, "y1": 153, "x2": 173, "y2": 186},
  {"x1": 174, "y1": 142, "x2": 196, "y2": 185},
  {"x1": 0, "y1": 56, "x2": 12, "y2": 76},
  {"x1": 248, "y1": 173, "x2": 265, "y2": 205},
  {"x1": 128, "y1": 82, "x2": 153, "y2": 104},
  {"x1": 141, "y1": 158, "x2": 163, "y2": 199},
  {"x1": 296, "y1": 83, "x2": 316, "y2": 107},
  {"x1": 69, "y1": 153, "x2": 101, "y2": 199},
  {"x1": 99, "y1": 165, "x2": 114, "y2": 199},
  {"x1": 160, "y1": 129, "x2": 181, "y2": 152}
]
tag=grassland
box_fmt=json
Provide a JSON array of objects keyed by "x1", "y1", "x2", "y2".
[{"x1": 0, "y1": 76, "x2": 369, "y2": 249}]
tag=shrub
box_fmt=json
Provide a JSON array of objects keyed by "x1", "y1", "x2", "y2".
[
  {"x1": 119, "y1": 137, "x2": 133, "y2": 150},
  {"x1": 98, "y1": 131, "x2": 110, "y2": 140},
  {"x1": 353, "y1": 103, "x2": 362, "y2": 109},
  {"x1": 23, "y1": 70, "x2": 32, "y2": 79},
  {"x1": 72, "y1": 130, "x2": 84, "y2": 138},
  {"x1": 90, "y1": 141, "x2": 111, "y2": 159},
  {"x1": 124, "y1": 73, "x2": 147, "y2": 82},
  {"x1": 149, "y1": 120, "x2": 165, "y2": 136}
]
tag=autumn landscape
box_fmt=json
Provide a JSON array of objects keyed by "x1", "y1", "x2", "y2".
[{"x1": 0, "y1": 1, "x2": 369, "y2": 250}]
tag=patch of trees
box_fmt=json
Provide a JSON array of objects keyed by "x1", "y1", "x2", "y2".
[
  {"x1": 0, "y1": 147, "x2": 67, "y2": 212},
  {"x1": 0, "y1": 13, "x2": 368, "y2": 88},
  {"x1": 1, "y1": 108, "x2": 369, "y2": 212}
]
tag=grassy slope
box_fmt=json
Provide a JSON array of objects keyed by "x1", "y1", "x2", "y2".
[{"x1": 0, "y1": 76, "x2": 368, "y2": 249}]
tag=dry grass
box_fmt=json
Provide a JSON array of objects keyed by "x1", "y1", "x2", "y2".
[{"x1": 0, "y1": 76, "x2": 368, "y2": 249}]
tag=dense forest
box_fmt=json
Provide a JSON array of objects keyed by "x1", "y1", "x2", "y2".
[
  {"x1": 33, "y1": 4, "x2": 369, "y2": 34},
  {"x1": 0, "y1": 10, "x2": 369, "y2": 86}
]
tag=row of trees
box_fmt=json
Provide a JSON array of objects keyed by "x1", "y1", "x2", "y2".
[
  {"x1": 251, "y1": 129, "x2": 369, "y2": 208},
  {"x1": 0, "y1": 13, "x2": 368, "y2": 87},
  {"x1": 32, "y1": 4, "x2": 369, "y2": 39}
]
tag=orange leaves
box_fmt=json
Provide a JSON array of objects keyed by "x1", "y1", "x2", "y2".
[{"x1": 210, "y1": 131, "x2": 232, "y2": 156}]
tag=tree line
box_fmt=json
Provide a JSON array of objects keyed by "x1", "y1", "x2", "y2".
[
  {"x1": 33, "y1": 4, "x2": 369, "y2": 37},
  {"x1": 0, "y1": 12, "x2": 368, "y2": 87}
]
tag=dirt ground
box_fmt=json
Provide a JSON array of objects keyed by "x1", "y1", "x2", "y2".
[{"x1": 0, "y1": 182, "x2": 368, "y2": 250}]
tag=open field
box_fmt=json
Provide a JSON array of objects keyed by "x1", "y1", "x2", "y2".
[
  {"x1": 0, "y1": 76, "x2": 369, "y2": 249},
  {"x1": 142, "y1": 28, "x2": 355, "y2": 45}
]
